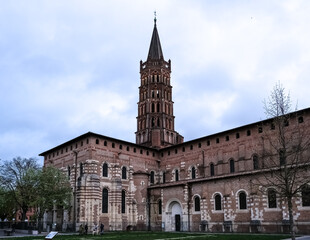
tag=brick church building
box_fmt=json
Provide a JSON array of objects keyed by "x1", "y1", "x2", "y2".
[{"x1": 40, "y1": 18, "x2": 310, "y2": 233}]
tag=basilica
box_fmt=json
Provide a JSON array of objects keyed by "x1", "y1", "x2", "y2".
[{"x1": 40, "y1": 18, "x2": 310, "y2": 234}]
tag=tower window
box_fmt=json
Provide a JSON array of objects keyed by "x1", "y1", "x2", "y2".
[
  {"x1": 247, "y1": 130, "x2": 251, "y2": 136},
  {"x1": 207, "y1": 140, "x2": 210, "y2": 146},
  {"x1": 298, "y1": 116, "x2": 304, "y2": 123},
  {"x1": 104, "y1": 140, "x2": 107, "y2": 146},
  {"x1": 236, "y1": 133, "x2": 240, "y2": 139},
  {"x1": 112, "y1": 143, "x2": 115, "y2": 148},
  {"x1": 216, "y1": 138, "x2": 220, "y2": 144},
  {"x1": 175, "y1": 149, "x2": 178, "y2": 154},
  {"x1": 226, "y1": 136, "x2": 229, "y2": 141},
  {"x1": 182, "y1": 147, "x2": 185, "y2": 152},
  {"x1": 198, "y1": 143, "x2": 201, "y2": 148}
]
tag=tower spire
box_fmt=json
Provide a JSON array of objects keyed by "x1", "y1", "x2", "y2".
[{"x1": 147, "y1": 13, "x2": 163, "y2": 60}]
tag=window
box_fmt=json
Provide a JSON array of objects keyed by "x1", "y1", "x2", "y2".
[
  {"x1": 67, "y1": 166, "x2": 71, "y2": 179},
  {"x1": 162, "y1": 172, "x2": 166, "y2": 183},
  {"x1": 102, "y1": 188, "x2": 108, "y2": 213},
  {"x1": 226, "y1": 136, "x2": 229, "y2": 141},
  {"x1": 103, "y1": 163, "x2": 108, "y2": 177},
  {"x1": 158, "y1": 200, "x2": 162, "y2": 215},
  {"x1": 175, "y1": 149, "x2": 178, "y2": 154},
  {"x1": 216, "y1": 138, "x2": 220, "y2": 144},
  {"x1": 247, "y1": 130, "x2": 251, "y2": 136},
  {"x1": 80, "y1": 162, "x2": 83, "y2": 176},
  {"x1": 119, "y1": 145, "x2": 122, "y2": 150},
  {"x1": 258, "y1": 127, "x2": 263, "y2": 133},
  {"x1": 239, "y1": 192, "x2": 247, "y2": 209},
  {"x1": 279, "y1": 149, "x2": 286, "y2": 166},
  {"x1": 175, "y1": 169, "x2": 179, "y2": 181},
  {"x1": 121, "y1": 190, "x2": 126, "y2": 213},
  {"x1": 104, "y1": 140, "x2": 107, "y2": 146},
  {"x1": 210, "y1": 163, "x2": 215, "y2": 176},
  {"x1": 96, "y1": 139, "x2": 99, "y2": 144},
  {"x1": 298, "y1": 116, "x2": 304, "y2": 123},
  {"x1": 150, "y1": 171, "x2": 155, "y2": 184},
  {"x1": 194, "y1": 196, "x2": 200, "y2": 211},
  {"x1": 198, "y1": 143, "x2": 201, "y2": 148},
  {"x1": 190, "y1": 145, "x2": 193, "y2": 150},
  {"x1": 207, "y1": 140, "x2": 210, "y2": 146},
  {"x1": 236, "y1": 133, "x2": 240, "y2": 139},
  {"x1": 126, "y1": 146, "x2": 130, "y2": 151},
  {"x1": 302, "y1": 185, "x2": 310, "y2": 207},
  {"x1": 191, "y1": 167, "x2": 196, "y2": 179},
  {"x1": 215, "y1": 194, "x2": 222, "y2": 210},
  {"x1": 253, "y1": 155, "x2": 259, "y2": 170},
  {"x1": 112, "y1": 143, "x2": 115, "y2": 148},
  {"x1": 268, "y1": 189, "x2": 277, "y2": 208},
  {"x1": 182, "y1": 147, "x2": 185, "y2": 152},
  {"x1": 122, "y1": 166, "x2": 127, "y2": 179},
  {"x1": 271, "y1": 123, "x2": 275, "y2": 130},
  {"x1": 230, "y1": 159, "x2": 235, "y2": 173}
]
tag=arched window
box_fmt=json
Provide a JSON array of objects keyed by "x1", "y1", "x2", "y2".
[
  {"x1": 229, "y1": 159, "x2": 235, "y2": 173},
  {"x1": 67, "y1": 166, "x2": 71, "y2": 179},
  {"x1": 158, "y1": 199, "x2": 162, "y2": 215},
  {"x1": 215, "y1": 194, "x2": 222, "y2": 210},
  {"x1": 302, "y1": 185, "x2": 310, "y2": 207},
  {"x1": 102, "y1": 188, "x2": 108, "y2": 213},
  {"x1": 279, "y1": 149, "x2": 286, "y2": 166},
  {"x1": 102, "y1": 163, "x2": 108, "y2": 177},
  {"x1": 157, "y1": 103, "x2": 160, "y2": 112},
  {"x1": 152, "y1": 103, "x2": 155, "y2": 112},
  {"x1": 194, "y1": 196, "x2": 200, "y2": 211},
  {"x1": 268, "y1": 189, "x2": 277, "y2": 208},
  {"x1": 175, "y1": 169, "x2": 179, "y2": 181},
  {"x1": 239, "y1": 191, "x2": 247, "y2": 209},
  {"x1": 253, "y1": 155, "x2": 259, "y2": 170},
  {"x1": 191, "y1": 167, "x2": 196, "y2": 179},
  {"x1": 80, "y1": 162, "x2": 83, "y2": 176},
  {"x1": 210, "y1": 163, "x2": 215, "y2": 176},
  {"x1": 122, "y1": 166, "x2": 127, "y2": 180},
  {"x1": 162, "y1": 172, "x2": 166, "y2": 183},
  {"x1": 150, "y1": 171, "x2": 155, "y2": 184},
  {"x1": 121, "y1": 190, "x2": 126, "y2": 213}
]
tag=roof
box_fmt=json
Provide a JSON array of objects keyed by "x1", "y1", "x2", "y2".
[{"x1": 147, "y1": 20, "x2": 164, "y2": 60}]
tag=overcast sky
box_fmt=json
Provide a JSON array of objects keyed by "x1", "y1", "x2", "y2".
[{"x1": 1, "y1": 0, "x2": 310, "y2": 164}]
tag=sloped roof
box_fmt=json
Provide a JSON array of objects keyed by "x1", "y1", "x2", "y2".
[{"x1": 147, "y1": 20, "x2": 164, "y2": 60}]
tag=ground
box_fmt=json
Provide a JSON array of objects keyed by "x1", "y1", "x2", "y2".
[{"x1": 5, "y1": 232, "x2": 290, "y2": 240}]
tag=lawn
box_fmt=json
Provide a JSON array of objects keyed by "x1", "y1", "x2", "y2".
[{"x1": 8, "y1": 232, "x2": 290, "y2": 240}]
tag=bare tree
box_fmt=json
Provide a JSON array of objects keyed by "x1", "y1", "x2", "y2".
[{"x1": 257, "y1": 83, "x2": 310, "y2": 240}]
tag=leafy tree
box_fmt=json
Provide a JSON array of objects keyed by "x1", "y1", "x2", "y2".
[
  {"x1": 257, "y1": 83, "x2": 310, "y2": 240},
  {"x1": 33, "y1": 166, "x2": 72, "y2": 232},
  {"x1": 0, "y1": 187, "x2": 17, "y2": 221},
  {"x1": 0, "y1": 157, "x2": 40, "y2": 221}
]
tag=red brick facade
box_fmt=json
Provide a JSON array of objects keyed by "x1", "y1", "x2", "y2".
[{"x1": 41, "y1": 19, "x2": 310, "y2": 233}]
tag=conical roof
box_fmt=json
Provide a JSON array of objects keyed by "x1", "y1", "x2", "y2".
[{"x1": 147, "y1": 19, "x2": 164, "y2": 60}]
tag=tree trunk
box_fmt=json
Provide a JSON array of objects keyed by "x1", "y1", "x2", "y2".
[{"x1": 287, "y1": 196, "x2": 295, "y2": 240}]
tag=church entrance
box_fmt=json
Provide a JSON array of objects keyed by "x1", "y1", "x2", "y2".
[{"x1": 164, "y1": 200, "x2": 183, "y2": 231}]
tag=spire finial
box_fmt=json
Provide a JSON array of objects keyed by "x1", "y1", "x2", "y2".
[{"x1": 154, "y1": 11, "x2": 157, "y2": 24}]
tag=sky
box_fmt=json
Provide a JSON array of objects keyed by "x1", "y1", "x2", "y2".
[{"x1": 1, "y1": 0, "x2": 310, "y2": 165}]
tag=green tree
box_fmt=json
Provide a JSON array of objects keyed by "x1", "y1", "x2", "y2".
[
  {"x1": 0, "y1": 187, "x2": 17, "y2": 221},
  {"x1": 0, "y1": 157, "x2": 40, "y2": 221},
  {"x1": 33, "y1": 166, "x2": 72, "y2": 232},
  {"x1": 258, "y1": 83, "x2": 310, "y2": 240}
]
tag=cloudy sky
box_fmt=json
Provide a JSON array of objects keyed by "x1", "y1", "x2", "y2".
[{"x1": 1, "y1": 0, "x2": 310, "y2": 164}]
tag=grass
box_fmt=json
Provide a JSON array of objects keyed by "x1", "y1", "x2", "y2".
[{"x1": 8, "y1": 232, "x2": 290, "y2": 240}]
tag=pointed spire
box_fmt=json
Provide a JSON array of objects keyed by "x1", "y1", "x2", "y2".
[{"x1": 147, "y1": 13, "x2": 164, "y2": 60}]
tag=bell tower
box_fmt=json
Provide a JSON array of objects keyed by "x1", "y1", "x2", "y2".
[{"x1": 136, "y1": 17, "x2": 183, "y2": 148}]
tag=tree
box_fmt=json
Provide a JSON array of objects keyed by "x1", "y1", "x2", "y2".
[
  {"x1": 33, "y1": 166, "x2": 72, "y2": 233},
  {"x1": 0, "y1": 187, "x2": 17, "y2": 221},
  {"x1": 257, "y1": 83, "x2": 310, "y2": 240},
  {"x1": 0, "y1": 157, "x2": 40, "y2": 221}
]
